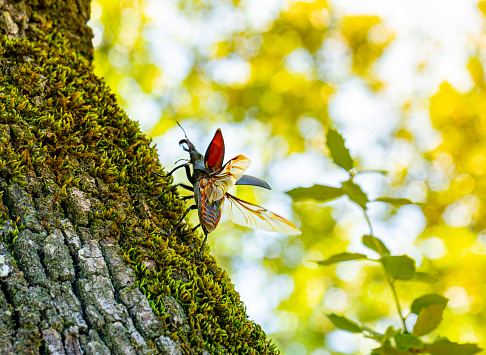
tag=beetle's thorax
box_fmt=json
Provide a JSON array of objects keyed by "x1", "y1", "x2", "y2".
[{"x1": 187, "y1": 146, "x2": 211, "y2": 181}]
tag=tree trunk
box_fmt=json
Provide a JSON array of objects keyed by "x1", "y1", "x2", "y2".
[{"x1": 0, "y1": 1, "x2": 277, "y2": 354}]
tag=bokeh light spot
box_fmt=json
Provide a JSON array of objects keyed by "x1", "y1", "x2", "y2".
[
  {"x1": 325, "y1": 331, "x2": 358, "y2": 354},
  {"x1": 422, "y1": 236, "x2": 447, "y2": 260},
  {"x1": 286, "y1": 342, "x2": 307, "y2": 355},
  {"x1": 336, "y1": 261, "x2": 362, "y2": 282},
  {"x1": 445, "y1": 286, "x2": 472, "y2": 314},
  {"x1": 407, "y1": 181, "x2": 427, "y2": 202},
  {"x1": 454, "y1": 174, "x2": 475, "y2": 194},
  {"x1": 324, "y1": 287, "x2": 349, "y2": 312}
]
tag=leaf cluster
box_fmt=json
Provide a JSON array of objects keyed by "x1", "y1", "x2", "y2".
[{"x1": 286, "y1": 129, "x2": 481, "y2": 355}]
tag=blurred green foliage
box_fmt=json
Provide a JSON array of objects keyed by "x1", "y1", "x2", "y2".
[
  {"x1": 288, "y1": 129, "x2": 480, "y2": 353},
  {"x1": 92, "y1": 0, "x2": 486, "y2": 353}
]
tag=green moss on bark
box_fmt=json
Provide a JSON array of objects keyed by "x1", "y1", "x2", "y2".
[{"x1": 0, "y1": 23, "x2": 278, "y2": 355}]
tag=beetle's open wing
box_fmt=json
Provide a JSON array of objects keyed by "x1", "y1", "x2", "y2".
[
  {"x1": 222, "y1": 193, "x2": 301, "y2": 234},
  {"x1": 206, "y1": 155, "x2": 250, "y2": 202},
  {"x1": 204, "y1": 129, "x2": 225, "y2": 171},
  {"x1": 235, "y1": 175, "x2": 271, "y2": 190}
]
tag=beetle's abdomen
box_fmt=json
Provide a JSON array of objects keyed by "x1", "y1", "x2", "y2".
[{"x1": 195, "y1": 178, "x2": 223, "y2": 234}]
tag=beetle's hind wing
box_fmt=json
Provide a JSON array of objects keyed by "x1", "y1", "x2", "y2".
[
  {"x1": 221, "y1": 193, "x2": 301, "y2": 234},
  {"x1": 206, "y1": 155, "x2": 250, "y2": 202}
]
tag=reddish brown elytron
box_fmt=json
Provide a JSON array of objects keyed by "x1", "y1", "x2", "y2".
[{"x1": 163, "y1": 124, "x2": 301, "y2": 259}]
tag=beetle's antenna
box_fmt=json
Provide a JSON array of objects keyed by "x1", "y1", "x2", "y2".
[{"x1": 176, "y1": 121, "x2": 189, "y2": 140}]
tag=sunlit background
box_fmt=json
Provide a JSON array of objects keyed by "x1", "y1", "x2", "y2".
[{"x1": 90, "y1": 0, "x2": 486, "y2": 353}]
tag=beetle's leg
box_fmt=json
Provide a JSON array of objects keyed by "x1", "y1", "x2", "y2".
[
  {"x1": 191, "y1": 223, "x2": 200, "y2": 232},
  {"x1": 160, "y1": 204, "x2": 197, "y2": 236},
  {"x1": 155, "y1": 163, "x2": 189, "y2": 178},
  {"x1": 176, "y1": 204, "x2": 197, "y2": 226},
  {"x1": 198, "y1": 233, "x2": 209, "y2": 260},
  {"x1": 181, "y1": 195, "x2": 193, "y2": 201},
  {"x1": 196, "y1": 232, "x2": 216, "y2": 276},
  {"x1": 178, "y1": 184, "x2": 194, "y2": 192},
  {"x1": 157, "y1": 183, "x2": 194, "y2": 200},
  {"x1": 183, "y1": 164, "x2": 195, "y2": 185}
]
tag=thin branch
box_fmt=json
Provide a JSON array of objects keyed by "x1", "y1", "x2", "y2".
[{"x1": 363, "y1": 209, "x2": 408, "y2": 332}]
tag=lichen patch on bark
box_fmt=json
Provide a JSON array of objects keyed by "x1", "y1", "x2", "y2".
[{"x1": 0, "y1": 255, "x2": 9, "y2": 276}]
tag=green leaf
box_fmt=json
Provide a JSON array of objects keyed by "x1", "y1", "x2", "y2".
[
  {"x1": 413, "y1": 272, "x2": 438, "y2": 283},
  {"x1": 423, "y1": 339, "x2": 482, "y2": 355},
  {"x1": 413, "y1": 303, "x2": 445, "y2": 336},
  {"x1": 318, "y1": 252, "x2": 369, "y2": 266},
  {"x1": 372, "y1": 345, "x2": 412, "y2": 355},
  {"x1": 411, "y1": 294, "x2": 449, "y2": 315},
  {"x1": 371, "y1": 326, "x2": 397, "y2": 343},
  {"x1": 394, "y1": 332, "x2": 423, "y2": 349},
  {"x1": 326, "y1": 128, "x2": 354, "y2": 171},
  {"x1": 374, "y1": 197, "x2": 414, "y2": 207},
  {"x1": 384, "y1": 326, "x2": 397, "y2": 339},
  {"x1": 362, "y1": 235, "x2": 391, "y2": 256},
  {"x1": 326, "y1": 314, "x2": 362, "y2": 333},
  {"x1": 285, "y1": 185, "x2": 344, "y2": 203},
  {"x1": 382, "y1": 255, "x2": 416, "y2": 280},
  {"x1": 341, "y1": 180, "x2": 369, "y2": 210}
]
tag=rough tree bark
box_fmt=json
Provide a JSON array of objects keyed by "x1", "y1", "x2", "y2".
[{"x1": 0, "y1": 1, "x2": 278, "y2": 354}]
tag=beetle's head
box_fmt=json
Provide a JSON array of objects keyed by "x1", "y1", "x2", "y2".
[
  {"x1": 177, "y1": 123, "x2": 204, "y2": 167},
  {"x1": 179, "y1": 138, "x2": 194, "y2": 152},
  {"x1": 179, "y1": 138, "x2": 205, "y2": 167}
]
